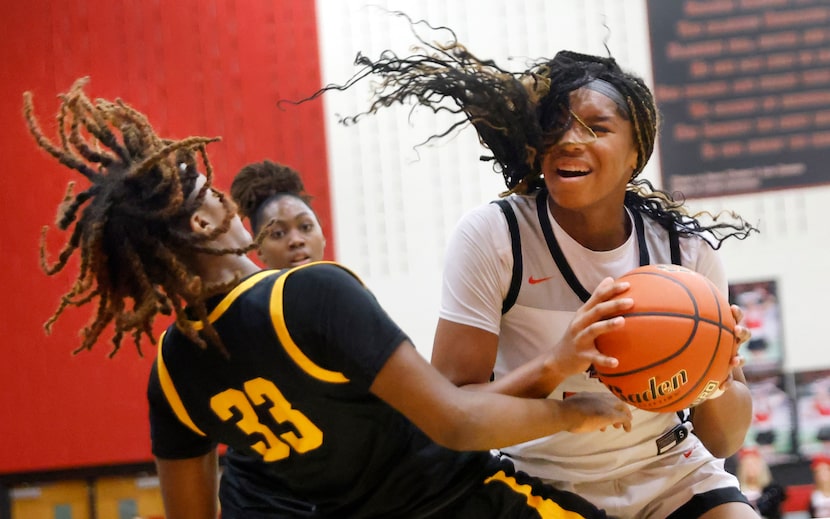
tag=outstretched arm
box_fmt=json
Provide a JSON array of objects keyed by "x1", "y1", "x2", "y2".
[
  {"x1": 371, "y1": 339, "x2": 631, "y2": 451},
  {"x1": 432, "y1": 277, "x2": 632, "y2": 397},
  {"x1": 155, "y1": 449, "x2": 219, "y2": 519}
]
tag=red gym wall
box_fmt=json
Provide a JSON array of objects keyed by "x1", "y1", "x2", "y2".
[{"x1": 0, "y1": 0, "x2": 331, "y2": 474}]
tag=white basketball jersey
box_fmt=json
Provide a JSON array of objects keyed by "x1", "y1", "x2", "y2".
[{"x1": 441, "y1": 191, "x2": 728, "y2": 484}]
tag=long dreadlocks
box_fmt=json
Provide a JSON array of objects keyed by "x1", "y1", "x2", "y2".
[
  {"x1": 24, "y1": 77, "x2": 250, "y2": 357},
  {"x1": 303, "y1": 13, "x2": 757, "y2": 248}
]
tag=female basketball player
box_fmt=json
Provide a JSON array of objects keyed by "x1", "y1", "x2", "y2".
[
  {"x1": 316, "y1": 21, "x2": 761, "y2": 518},
  {"x1": 230, "y1": 160, "x2": 326, "y2": 269},
  {"x1": 26, "y1": 78, "x2": 633, "y2": 519}
]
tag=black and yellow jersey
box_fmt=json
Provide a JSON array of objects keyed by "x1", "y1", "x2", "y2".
[{"x1": 147, "y1": 262, "x2": 490, "y2": 518}]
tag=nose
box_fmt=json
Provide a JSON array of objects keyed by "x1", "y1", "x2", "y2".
[
  {"x1": 557, "y1": 113, "x2": 596, "y2": 148},
  {"x1": 287, "y1": 229, "x2": 306, "y2": 248}
]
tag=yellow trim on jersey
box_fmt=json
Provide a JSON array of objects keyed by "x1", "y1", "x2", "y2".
[
  {"x1": 156, "y1": 330, "x2": 207, "y2": 437},
  {"x1": 189, "y1": 270, "x2": 277, "y2": 330},
  {"x1": 270, "y1": 261, "x2": 357, "y2": 384},
  {"x1": 484, "y1": 470, "x2": 587, "y2": 518}
]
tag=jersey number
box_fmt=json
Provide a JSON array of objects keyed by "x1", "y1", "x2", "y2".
[{"x1": 210, "y1": 377, "x2": 323, "y2": 461}]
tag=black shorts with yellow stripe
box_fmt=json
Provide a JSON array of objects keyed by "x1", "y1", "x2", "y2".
[{"x1": 432, "y1": 455, "x2": 606, "y2": 519}]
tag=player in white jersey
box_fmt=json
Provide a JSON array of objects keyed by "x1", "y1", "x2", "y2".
[
  {"x1": 317, "y1": 20, "x2": 762, "y2": 518},
  {"x1": 438, "y1": 192, "x2": 748, "y2": 518}
]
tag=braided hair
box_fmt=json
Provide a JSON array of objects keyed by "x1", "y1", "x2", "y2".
[
  {"x1": 230, "y1": 160, "x2": 314, "y2": 236},
  {"x1": 24, "y1": 77, "x2": 250, "y2": 357},
  {"x1": 303, "y1": 14, "x2": 757, "y2": 248}
]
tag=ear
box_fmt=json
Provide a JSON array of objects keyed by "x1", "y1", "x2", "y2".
[
  {"x1": 189, "y1": 210, "x2": 213, "y2": 237},
  {"x1": 627, "y1": 150, "x2": 639, "y2": 174},
  {"x1": 256, "y1": 248, "x2": 266, "y2": 263}
]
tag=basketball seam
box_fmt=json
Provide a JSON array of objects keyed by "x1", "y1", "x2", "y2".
[{"x1": 595, "y1": 267, "x2": 735, "y2": 412}]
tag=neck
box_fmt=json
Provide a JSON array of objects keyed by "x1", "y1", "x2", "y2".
[
  {"x1": 195, "y1": 253, "x2": 261, "y2": 286},
  {"x1": 549, "y1": 199, "x2": 631, "y2": 251}
]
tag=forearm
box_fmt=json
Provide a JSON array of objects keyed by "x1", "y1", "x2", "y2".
[
  {"x1": 436, "y1": 388, "x2": 631, "y2": 450},
  {"x1": 434, "y1": 392, "x2": 577, "y2": 450},
  {"x1": 432, "y1": 319, "x2": 569, "y2": 397},
  {"x1": 375, "y1": 342, "x2": 629, "y2": 451},
  {"x1": 467, "y1": 354, "x2": 569, "y2": 398},
  {"x1": 434, "y1": 279, "x2": 631, "y2": 399},
  {"x1": 691, "y1": 369, "x2": 753, "y2": 458},
  {"x1": 156, "y1": 451, "x2": 219, "y2": 519}
]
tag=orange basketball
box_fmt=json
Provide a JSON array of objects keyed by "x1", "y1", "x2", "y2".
[{"x1": 594, "y1": 264, "x2": 736, "y2": 413}]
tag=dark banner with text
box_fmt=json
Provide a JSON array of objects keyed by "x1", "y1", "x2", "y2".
[{"x1": 647, "y1": 0, "x2": 830, "y2": 198}]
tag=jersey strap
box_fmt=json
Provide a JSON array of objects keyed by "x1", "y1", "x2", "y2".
[
  {"x1": 187, "y1": 270, "x2": 276, "y2": 331},
  {"x1": 492, "y1": 199, "x2": 523, "y2": 315},
  {"x1": 499, "y1": 190, "x2": 684, "y2": 309},
  {"x1": 534, "y1": 189, "x2": 592, "y2": 303},
  {"x1": 270, "y1": 262, "x2": 354, "y2": 383},
  {"x1": 630, "y1": 210, "x2": 650, "y2": 267},
  {"x1": 669, "y1": 225, "x2": 681, "y2": 265},
  {"x1": 156, "y1": 330, "x2": 207, "y2": 437}
]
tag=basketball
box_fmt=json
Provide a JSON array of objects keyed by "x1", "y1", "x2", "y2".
[{"x1": 594, "y1": 264, "x2": 736, "y2": 413}]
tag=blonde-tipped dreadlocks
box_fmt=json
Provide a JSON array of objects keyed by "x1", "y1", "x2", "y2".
[
  {"x1": 302, "y1": 13, "x2": 757, "y2": 249},
  {"x1": 24, "y1": 77, "x2": 249, "y2": 357}
]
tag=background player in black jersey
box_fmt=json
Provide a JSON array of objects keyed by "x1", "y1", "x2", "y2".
[
  {"x1": 26, "y1": 78, "x2": 633, "y2": 518},
  {"x1": 230, "y1": 160, "x2": 327, "y2": 269}
]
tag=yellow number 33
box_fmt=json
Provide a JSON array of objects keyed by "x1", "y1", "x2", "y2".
[{"x1": 210, "y1": 377, "x2": 323, "y2": 462}]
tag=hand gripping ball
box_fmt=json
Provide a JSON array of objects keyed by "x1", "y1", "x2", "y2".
[{"x1": 594, "y1": 264, "x2": 736, "y2": 413}]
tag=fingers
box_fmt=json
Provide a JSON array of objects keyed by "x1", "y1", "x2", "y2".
[
  {"x1": 572, "y1": 292, "x2": 632, "y2": 343},
  {"x1": 730, "y1": 304, "x2": 745, "y2": 324},
  {"x1": 733, "y1": 355, "x2": 746, "y2": 368},
  {"x1": 734, "y1": 324, "x2": 750, "y2": 346},
  {"x1": 551, "y1": 278, "x2": 632, "y2": 375},
  {"x1": 611, "y1": 405, "x2": 632, "y2": 432},
  {"x1": 563, "y1": 392, "x2": 632, "y2": 433},
  {"x1": 585, "y1": 315, "x2": 624, "y2": 365},
  {"x1": 586, "y1": 278, "x2": 631, "y2": 309}
]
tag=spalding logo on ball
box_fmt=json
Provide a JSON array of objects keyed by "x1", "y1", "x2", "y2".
[{"x1": 594, "y1": 264, "x2": 736, "y2": 413}]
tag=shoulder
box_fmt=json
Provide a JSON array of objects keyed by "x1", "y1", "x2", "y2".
[
  {"x1": 281, "y1": 261, "x2": 363, "y2": 288},
  {"x1": 451, "y1": 197, "x2": 535, "y2": 244},
  {"x1": 458, "y1": 200, "x2": 509, "y2": 228},
  {"x1": 279, "y1": 262, "x2": 375, "y2": 315},
  {"x1": 445, "y1": 201, "x2": 520, "y2": 266}
]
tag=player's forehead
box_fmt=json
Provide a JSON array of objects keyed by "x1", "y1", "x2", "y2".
[
  {"x1": 193, "y1": 172, "x2": 208, "y2": 191},
  {"x1": 187, "y1": 172, "x2": 214, "y2": 203},
  {"x1": 264, "y1": 195, "x2": 314, "y2": 219},
  {"x1": 569, "y1": 87, "x2": 626, "y2": 120}
]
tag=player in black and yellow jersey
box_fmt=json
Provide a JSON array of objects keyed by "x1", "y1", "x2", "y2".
[{"x1": 27, "y1": 78, "x2": 633, "y2": 518}]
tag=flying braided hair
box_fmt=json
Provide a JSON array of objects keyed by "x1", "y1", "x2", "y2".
[
  {"x1": 299, "y1": 13, "x2": 757, "y2": 247},
  {"x1": 24, "y1": 77, "x2": 251, "y2": 357}
]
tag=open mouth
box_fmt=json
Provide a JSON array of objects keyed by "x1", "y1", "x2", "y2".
[
  {"x1": 290, "y1": 254, "x2": 311, "y2": 266},
  {"x1": 557, "y1": 168, "x2": 590, "y2": 178}
]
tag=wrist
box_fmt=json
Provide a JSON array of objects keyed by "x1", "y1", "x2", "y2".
[{"x1": 541, "y1": 354, "x2": 567, "y2": 391}]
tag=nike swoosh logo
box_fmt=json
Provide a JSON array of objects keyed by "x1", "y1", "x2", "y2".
[{"x1": 528, "y1": 275, "x2": 554, "y2": 284}]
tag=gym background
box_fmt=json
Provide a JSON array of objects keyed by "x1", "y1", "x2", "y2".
[{"x1": 1, "y1": 0, "x2": 827, "y2": 517}]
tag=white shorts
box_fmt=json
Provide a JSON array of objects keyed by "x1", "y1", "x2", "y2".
[{"x1": 544, "y1": 441, "x2": 744, "y2": 518}]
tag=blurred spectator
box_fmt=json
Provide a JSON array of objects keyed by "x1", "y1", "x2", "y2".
[
  {"x1": 810, "y1": 454, "x2": 830, "y2": 518},
  {"x1": 737, "y1": 448, "x2": 785, "y2": 519}
]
